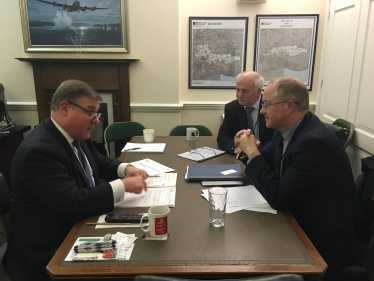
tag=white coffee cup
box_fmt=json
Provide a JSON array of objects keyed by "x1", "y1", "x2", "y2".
[
  {"x1": 143, "y1": 129, "x2": 154, "y2": 143},
  {"x1": 186, "y1": 127, "x2": 199, "y2": 141},
  {"x1": 140, "y1": 205, "x2": 170, "y2": 237}
]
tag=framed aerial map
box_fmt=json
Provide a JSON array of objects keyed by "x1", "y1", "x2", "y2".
[
  {"x1": 254, "y1": 14, "x2": 319, "y2": 91},
  {"x1": 19, "y1": 0, "x2": 128, "y2": 53},
  {"x1": 189, "y1": 17, "x2": 248, "y2": 89}
]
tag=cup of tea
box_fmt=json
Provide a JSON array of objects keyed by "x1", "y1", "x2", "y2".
[
  {"x1": 140, "y1": 205, "x2": 170, "y2": 237},
  {"x1": 143, "y1": 129, "x2": 155, "y2": 143}
]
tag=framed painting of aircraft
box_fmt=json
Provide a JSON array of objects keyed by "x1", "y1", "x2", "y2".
[{"x1": 18, "y1": 0, "x2": 129, "y2": 53}]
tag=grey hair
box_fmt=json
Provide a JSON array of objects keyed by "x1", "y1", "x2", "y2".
[
  {"x1": 50, "y1": 79, "x2": 102, "y2": 111},
  {"x1": 237, "y1": 71, "x2": 264, "y2": 91},
  {"x1": 270, "y1": 76, "x2": 309, "y2": 111}
]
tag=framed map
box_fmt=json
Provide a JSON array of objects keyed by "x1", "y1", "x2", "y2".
[
  {"x1": 254, "y1": 14, "x2": 319, "y2": 91},
  {"x1": 189, "y1": 17, "x2": 248, "y2": 89}
]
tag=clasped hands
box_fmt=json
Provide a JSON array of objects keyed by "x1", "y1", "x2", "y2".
[
  {"x1": 234, "y1": 129, "x2": 261, "y2": 160},
  {"x1": 122, "y1": 165, "x2": 149, "y2": 194}
]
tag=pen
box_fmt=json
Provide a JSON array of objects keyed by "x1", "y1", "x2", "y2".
[{"x1": 122, "y1": 147, "x2": 141, "y2": 152}]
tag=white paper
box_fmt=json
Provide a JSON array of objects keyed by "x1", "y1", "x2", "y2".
[
  {"x1": 178, "y1": 147, "x2": 226, "y2": 162},
  {"x1": 146, "y1": 173, "x2": 177, "y2": 187},
  {"x1": 122, "y1": 143, "x2": 166, "y2": 153},
  {"x1": 130, "y1": 158, "x2": 174, "y2": 176},
  {"x1": 201, "y1": 185, "x2": 276, "y2": 214},
  {"x1": 114, "y1": 188, "x2": 176, "y2": 208}
]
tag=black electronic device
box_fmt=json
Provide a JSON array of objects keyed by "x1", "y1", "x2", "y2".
[{"x1": 105, "y1": 214, "x2": 148, "y2": 224}]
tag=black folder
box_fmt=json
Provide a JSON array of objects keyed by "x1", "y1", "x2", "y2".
[{"x1": 186, "y1": 164, "x2": 244, "y2": 181}]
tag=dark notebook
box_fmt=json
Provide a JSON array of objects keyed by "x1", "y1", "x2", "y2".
[{"x1": 186, "y1": 164, "x2": 244, "y2": 181}]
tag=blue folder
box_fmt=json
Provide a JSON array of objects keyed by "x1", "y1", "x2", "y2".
[{"x1": 186, "y1": 164, "x2": 244, "y2": 181}]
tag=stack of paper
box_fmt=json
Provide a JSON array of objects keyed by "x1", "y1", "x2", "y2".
[
  {"x1": 146, "y1": 173, "x2": 177, "y2": 187},
  {"x1": 130, "y1": 158, "x2": 174, "y2": 176},
  {"x1": 201, "y1": 185, "x2": 276, "y2": 214},
  {"x1": 178, "y1": 147, "x2": 226, "y2": 162}
]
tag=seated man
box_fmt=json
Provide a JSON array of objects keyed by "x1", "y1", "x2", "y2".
[
  {"x1": 217, "y1": 71, "x2": 274, "y2": 155},
  {"x1": 235, "y1": 76, "x2": 360, "y2": 280},
  {"x1": 2, "y1": 79, "x2": 149, "y2": 281}
]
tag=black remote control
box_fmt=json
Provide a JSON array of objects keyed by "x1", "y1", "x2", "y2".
[{"x1": 105, "y1": 214, "x2": 148, "y2": 223}]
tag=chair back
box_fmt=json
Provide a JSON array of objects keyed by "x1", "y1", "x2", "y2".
[
  {"x1": 169, "y1": 125, "x2": 213, "y2": 136},
  {"x1": 104, "y1": 121, "x2": 145, "y2": 157},
  {"x1": 332, "y1": 118, "x2": 354, "y2": 148},
  {"x1": 324, "y1": 123, "x2": 348, "y2": 148}
]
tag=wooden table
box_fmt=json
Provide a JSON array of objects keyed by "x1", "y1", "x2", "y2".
[{"x1": 47, "y1": 136, "x2": 327, "y2": 280}]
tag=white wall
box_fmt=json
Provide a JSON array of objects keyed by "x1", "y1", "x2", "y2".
[{"x1": 1, "y1": 0, "x2": 326, "y2": 137}]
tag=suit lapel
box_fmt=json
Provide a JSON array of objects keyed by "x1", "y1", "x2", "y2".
[
  {"x1": 44, "y1": 117, "x2": 90, "y2": 187},
  {"x1": 235, "y1": 101, "x2": 248, "y2": 129}
]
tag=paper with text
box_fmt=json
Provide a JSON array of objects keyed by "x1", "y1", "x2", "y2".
[{"x1": 115, "y1": 188, "x2": 176, "y2": 208}]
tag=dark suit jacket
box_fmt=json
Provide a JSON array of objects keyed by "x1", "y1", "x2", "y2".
[
  {"x1": 3, "y1": 117, "x2": 122, "y2": 281},
  {"x1": 246, "y1": 112, "x2": 360, "y2": 275},
  {"x1": 217, "y1": 99, "x2": 274, "y2": 154}
]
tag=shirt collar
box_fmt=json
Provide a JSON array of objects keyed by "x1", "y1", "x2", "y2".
[
  {"x1": 282, "y1": 115, "x2": 305, "y2": 143},
  {"x1": 244, "y1": 96, "x2": 261, "y2": 111},
  {"x1": 51, "y1": 117, "x2": 75, "y2": 146}
]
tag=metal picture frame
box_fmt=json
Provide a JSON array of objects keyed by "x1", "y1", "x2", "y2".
[
  {"x1": 254, "y1": 14, "x2": 319, "y2": 91},
  {"x1": 189, "y1": 17, "x2": 248, "y2": 89},
  {"x1": 18, "y1": 0, "x2": 128, "y2": 53}
]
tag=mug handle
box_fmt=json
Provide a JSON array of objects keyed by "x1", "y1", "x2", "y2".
[
  {"x1": 140, "y1": 213, "x2": 149, "y2": 232},
  {"x1": 196, "y1": 129, "x2": 199, "y2": 138}
]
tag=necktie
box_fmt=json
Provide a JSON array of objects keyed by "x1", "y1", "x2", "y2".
[
  {"x1": 274, "y1": 135, "x2": 284, "y2": 177},
  {"x1": 73, "y1": 140, "x2": 95, "y2": 187},
  {"x1": 245, "y1": 107, "x2": 255, "y2": 132}
]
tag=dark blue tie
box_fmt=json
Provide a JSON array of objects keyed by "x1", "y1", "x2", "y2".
[
  {"x1": 274, "y1": 135, "x2": 284, "y2": 178},
  {"x1": 245, "y1": 107, "x2": 254, "y2": 132},
  {"x1": 73, "y1": 140, "x2": 95, "y2": 187}
]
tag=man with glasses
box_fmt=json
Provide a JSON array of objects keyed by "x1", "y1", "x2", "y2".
[
  {"x1": 3, "y1": 79, "x2": 149, "y2": 281},
  {"x1": 234, "y1": 76, "x2": 360, "y2": 280},
  {"x1": 217, "y1": 71, "x2": 274, "y2": 155}
]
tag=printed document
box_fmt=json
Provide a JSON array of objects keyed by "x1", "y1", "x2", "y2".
[
  {"x1": 146, "y1": 173, "x2": 177, "y2": 187},
  {"x1": 114, "y1": 188, "x2": 176, "y2": 208},
  {"x1": 201, "y1": 185, "x2": 276, "y2": 214},
  {"x1": 130, "y1": 158, "x2": 174, "y2": 176},
  {"x1": 122, "y1": 143, "x2": 166, "y2": 153}
]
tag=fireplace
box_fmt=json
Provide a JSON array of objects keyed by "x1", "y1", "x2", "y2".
[{"x1": 16, "y1": 58, "x2": 138, "y2": 156}]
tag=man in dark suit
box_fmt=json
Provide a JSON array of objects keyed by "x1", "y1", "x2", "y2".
[
  {"x1": 2, "y1": 80, "x2": 149, "y2": 281},
  {"x1": 217, "y1": 71, "x2": 274, "y2": 155},
  {"x1": 235, "y1": 76, "x2": 360, "y2": 280}
]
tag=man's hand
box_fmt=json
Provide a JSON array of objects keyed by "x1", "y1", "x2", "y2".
[
  {"x1": 234, "y1": 129, "x2": 260, "y2": 157},
  {"x1": 125, "y1": 165, "x2": 149, "y2": 180},
  {"x1": 122, "y1": 175, "x2": 147, "y2": 194}
]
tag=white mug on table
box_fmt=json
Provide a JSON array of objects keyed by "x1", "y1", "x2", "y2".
[
  {"x1": 143, "y1": 129, "x2": 154, "y2": 143},
  {"x1": 140, "y1": 205, "x2": 170, "y2": 237},
  {"x1": 186, "y1": 127, "x2": 199, "y2": 141}
]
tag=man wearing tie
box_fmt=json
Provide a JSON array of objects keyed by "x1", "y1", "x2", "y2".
[
  {"x1": 217, "y1": 71, "x2": 274, "y2": 155},
  {"x1": 234, "y1": 76, "x2": 360, "y2": 280},
  {"x1": 3, "y1": 79, "x2": 149, "y2": 281}
]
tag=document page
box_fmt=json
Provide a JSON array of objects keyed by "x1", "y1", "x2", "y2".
[
  {"x1": 178, "y1": 147, "x2": 226, "y2": 162},
  {"x1": 130, "y1": 158, "x2": 174, "y2": 176},
  {"x1": 146, "y1": 173, "x2": 177, "y2": 187},
  {"x1": 122, "y1": 143, "x2": 166, "y2": 153},
  {"x1": 114, "y1": 188, "x2": 176, "y2": 208}
]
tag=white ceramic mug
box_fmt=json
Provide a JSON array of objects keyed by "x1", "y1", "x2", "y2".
[
  {"x1": 140, "y1": 205, "x2": 170, "y2": 237},
  {"x1": 143, "y1": 129, "x2": 155, "y2": 143},
  {"x1": 186, "y1": 127, "x2": 199, "y2": 141}
]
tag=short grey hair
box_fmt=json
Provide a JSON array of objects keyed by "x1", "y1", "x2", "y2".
[
  {"x1": 270, "y1": 76, "x2": 309, "y2": 111},
  {"x1": 237, "y1": 71, "x2": 264, "y2": 91},
  {"x1": 50, "y1": 79, "x2": 102, "y2": 111}
]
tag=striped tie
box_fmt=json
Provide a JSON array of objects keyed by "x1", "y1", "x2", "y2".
[
  {"x1": 73, "y1": 140, "x2": 95, "y2": 187},
  {"x1": 274, "y1": 135, "x2": 284, "y2": 177},
  {"x1": 245, "y1": 107, "x2": 254, "y2": 132}
]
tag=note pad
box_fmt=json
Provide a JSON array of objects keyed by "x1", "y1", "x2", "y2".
[
  {"x1": 122, "y1": 143, "x2": 166, "y2": 153},
  {"x1": 186, "y1": 164, "x2": 244, "y2": 181}
]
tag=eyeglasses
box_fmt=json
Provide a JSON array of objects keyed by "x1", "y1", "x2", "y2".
[
  {"x1": 189, "y1": 147, "x2": 216, "y2": 159},
  {"x1": 261, "y1": 100, "x2": 299, "y2": 109},
  {"x1": 67, "y1": 101, "x2": 101, "y2": 120}
]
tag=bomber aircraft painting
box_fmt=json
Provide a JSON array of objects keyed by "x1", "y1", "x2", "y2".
[{"x1": 36, "y1": 0, "x2": 108, "y2": 13}]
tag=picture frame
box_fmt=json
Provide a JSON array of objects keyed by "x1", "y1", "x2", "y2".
[
  {"x1": 254, "y1": 14, "x2": 319, "y2": 91},
  {"x1": 189, "y1": 17, "x2": 248, "y2": 89},
  {"x1": 18, "y1": 0, "x2": 128, "y2": 53}
]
